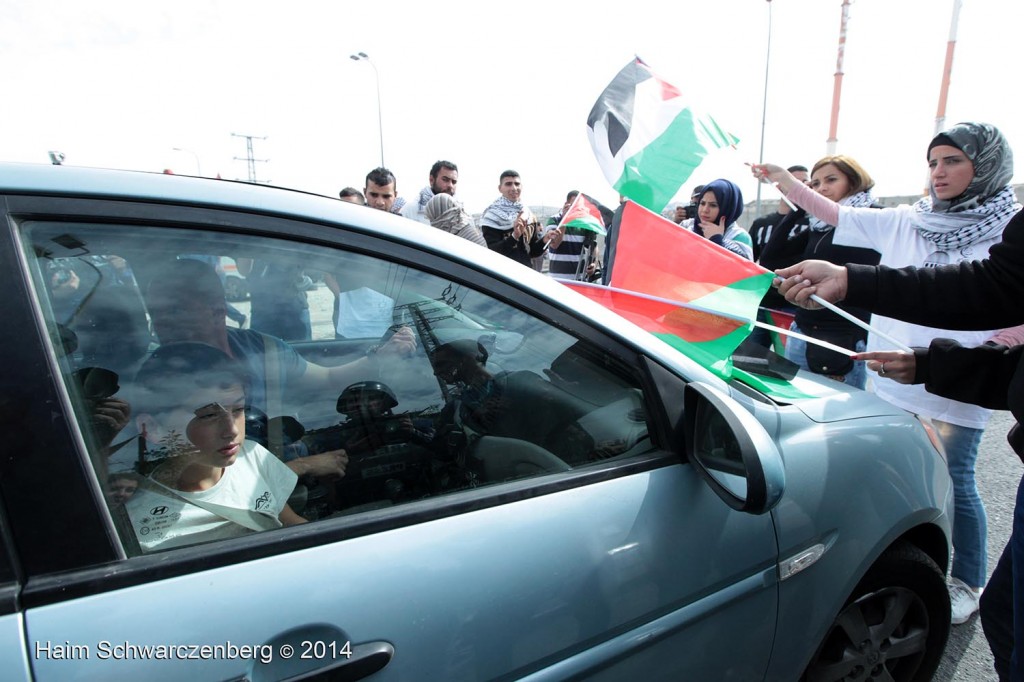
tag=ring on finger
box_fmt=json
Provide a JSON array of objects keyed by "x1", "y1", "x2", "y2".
[{"x1": 879, "y1": 362, "x2": 887, "y2": 376}]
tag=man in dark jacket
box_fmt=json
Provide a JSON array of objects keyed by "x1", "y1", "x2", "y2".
[
  {"x1": 480, "y1": 170, "x2": 552, "y2": 268},
  {"x1": 775, "y1": 208, "x2": 1024, "y2": 681},
  {"x1": 750, "y1": 165, "x2": 810, "y2": 263}
]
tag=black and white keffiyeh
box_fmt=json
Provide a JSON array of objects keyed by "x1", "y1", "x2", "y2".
[
  {"x1": 415, "y1": 186, "x2": 434, "y2": 212},
  {"x1": 910, "y1": 122, "x2": 1021, "y2": 249},
  {"x1": 913, "y1": 184, "x2": 1020, "y2": 249},
  {"x1": 480, "y1": 196, "x2": 523, "y2": 229}
]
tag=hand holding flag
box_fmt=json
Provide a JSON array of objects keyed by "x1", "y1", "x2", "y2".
[{"x1": 555, "y1": 192, "x2": 608, "y2": 236}]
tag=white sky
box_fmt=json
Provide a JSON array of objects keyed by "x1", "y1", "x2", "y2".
[{"x1": 2, "y1": 0, "x2": 1020, "y2": 215}]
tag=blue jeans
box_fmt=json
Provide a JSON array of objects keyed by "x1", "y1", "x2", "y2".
[
  {"x1": 935, "y1": 419, "x2": 987, "y2": 588},
  {"x1": 980, "y1": 473, "x2": 1024, "y2": 681},
  {"x1": 783, "y1": 323, "x2": 867, "y2": 389}
]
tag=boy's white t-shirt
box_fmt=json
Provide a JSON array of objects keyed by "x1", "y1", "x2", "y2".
[{"x1": 126, "y1": 440, "x2": 297, "y2": 552}]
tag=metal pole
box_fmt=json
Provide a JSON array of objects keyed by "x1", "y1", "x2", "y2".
[
  {"x1": 934, "y1": 0, "x2": 963, "y2": 135},
  {"x1": 231, "y1": 133, "x2": 268, "y2": 184},
  {"x1": 826, "y1": 0, "x2": 852, "y2": 156},
  {"x1": 350, "y1": 52, "x2": 385, "y2": 167},
  {"x1": 172, "y1": 147, "x2": 202, "y2": 176},
  {"x1": 755, "y1": 0, "x2": 773, "y2": 220}
]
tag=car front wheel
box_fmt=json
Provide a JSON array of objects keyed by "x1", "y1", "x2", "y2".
[{"x1": 803, "y1": 542, "x2": 951, "y2": 682}]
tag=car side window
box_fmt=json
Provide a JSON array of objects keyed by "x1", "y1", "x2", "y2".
[{"x1": 20, "y1": 220, "x2": 654, "y2": 556}]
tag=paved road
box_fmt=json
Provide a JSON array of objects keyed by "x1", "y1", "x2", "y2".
[{"x1": 937, "y1": 410, "x2": 1022, "y2": 680}]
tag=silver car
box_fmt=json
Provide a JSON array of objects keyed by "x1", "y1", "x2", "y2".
[{"x1": 0, "y1": 164, "x2": 951, "y2": 681}]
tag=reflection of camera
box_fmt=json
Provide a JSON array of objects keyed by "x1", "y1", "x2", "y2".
[{"x1": 72, "y1": 367, "x2": 120, "y2": 401}]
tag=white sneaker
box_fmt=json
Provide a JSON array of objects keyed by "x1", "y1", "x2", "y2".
[{"x1": 949, "y1": 578, "x2": 982, "y2": 625}]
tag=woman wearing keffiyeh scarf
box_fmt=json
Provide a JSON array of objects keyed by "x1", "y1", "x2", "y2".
[
  {"x1": 755, "y1": 122, "x2": 1021, "y2": 621},
  {"x1": 777, "y1": 155, "x2": 881, "y2": 390}
]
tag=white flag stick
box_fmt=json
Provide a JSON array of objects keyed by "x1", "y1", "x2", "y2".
[
  {"x1": 736, "y1": 151, "x2": 799, "y2": 212},
  {"x1": 568, "y1": 280, "x2": 894, "y2": 359},
  {"x1": 810, "y1": 293, "x2": 914, "y2": 353},
  {"x1": 568, "y1": 281, "x2": 751, "y2": 323},
  {"x1": 751, "y1": 320, "x2": 855, "y2": 357}
]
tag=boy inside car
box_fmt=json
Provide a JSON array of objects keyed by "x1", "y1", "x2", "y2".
[{"x1": 124, "y1": 342, "x2": 307, "y2": 552}]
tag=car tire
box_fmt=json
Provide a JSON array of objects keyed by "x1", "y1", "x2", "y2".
[
  {"x1": 802, "y1": 542, "x2": 951, "y2": 682},
  {"x1": 224, "y1": 276, "x2": 249, "y2": 302}
]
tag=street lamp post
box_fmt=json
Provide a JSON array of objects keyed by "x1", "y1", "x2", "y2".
[
  {"x1": 172, "y1": 147, "x2": 202, "y2": 176},
  {"x1": 349, "y1": 51, "x2": 385, "y2": 167},
  {"x1": 755, "y1": 0, "x2": 774, "y2": 220}
]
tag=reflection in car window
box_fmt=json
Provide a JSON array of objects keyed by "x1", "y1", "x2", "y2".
[{"x1": 21, "y1": 221, "x2": 654, "y2": 555}]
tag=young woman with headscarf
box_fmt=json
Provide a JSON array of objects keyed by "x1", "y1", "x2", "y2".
[
  {"x1": 424, "y1": 193, "x2": 488, "y2": 247},
  {"x1": 754, "y1": 121, "x2": 1021, "y2": 626},
  {"x1": 692, "y1": 178, "x2": 754, "y2": 260},
  {"x1": 762, "y1": 155, "x2": 881, "y2": 388}
]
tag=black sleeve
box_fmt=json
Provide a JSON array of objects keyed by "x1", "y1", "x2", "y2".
[
  {"x1": 526, "y1": 232, "x2": 548, "y2": 258},
  {"x1": 844, "y1": 209, "x2": 1024, "y2": 330},
  {"x1": 482, "y1": 226, "x2": 515, "y2": 256},
  {"x1": 915, "y1": 339, "x2": 1024, "y2": 411},
  {"x1": 758, "y1": 210, "x2": 810, "y2": 271}
]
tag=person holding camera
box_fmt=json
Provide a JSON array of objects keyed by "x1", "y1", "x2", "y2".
[{"x1": 672, "y1": 203, "x2": 689, "y2": 225}]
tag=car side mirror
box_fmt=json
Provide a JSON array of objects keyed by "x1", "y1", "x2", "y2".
[{"x1": 683, "y1": 381, "x2": 785, "y2": 514}]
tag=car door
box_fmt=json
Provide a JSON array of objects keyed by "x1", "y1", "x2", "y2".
[{"x1": 3, "y1": 191, "x2": 780, "y2": 681}]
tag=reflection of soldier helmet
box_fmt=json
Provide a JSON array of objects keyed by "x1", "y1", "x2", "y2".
[{"x1": 336, "y1": 381, "x2": 399, "y2": 416}]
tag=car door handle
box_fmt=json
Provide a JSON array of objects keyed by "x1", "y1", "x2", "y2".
[{"x1": 279, "y1": 641, "x2": 394, "y2": 682}]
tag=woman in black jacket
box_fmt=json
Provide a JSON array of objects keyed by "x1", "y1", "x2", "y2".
[{"x1": 760, "y1": 155, "x2": 880, "y2": 386}]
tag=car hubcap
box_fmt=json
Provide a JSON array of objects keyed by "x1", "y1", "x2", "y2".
[{"x1": 805, "y1": 586, "x2": 929, "y2": 681}]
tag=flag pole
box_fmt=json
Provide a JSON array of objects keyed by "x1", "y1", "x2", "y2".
[
  {"x1": 809, "y1": 293, "x2": 914, "y2": 352},
  {"x1": 568, "y1": 280, "x2": 858, "y2": 357},
  {"x1": 743, "y1": 156, "x2": 798, "y2": 212},
  {"x1": 570, "y1": 281, "x2": 752, "y2": 324},
  {"x1": 555, "y1": 192, "x2": 583, "y2": 230},
  {"x1": 752, "y1": 321, "x2": 856, "y2": 357}
]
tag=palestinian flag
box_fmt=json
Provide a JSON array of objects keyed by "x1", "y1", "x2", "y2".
[
  {"x1": 758, "y1": 307, "x2": 797, "y2": 355},
  {"x1": 555, "y1": 192, "x2": 607, "y2": 235},
  {"x1": 587, "y1": 57, "x2": 739, "y2": 213},
  {"x1": 604, "y1": 201, "x2": 775, "y2": 378},
  {"x1": 565, "y1": 282, "x2": 748, "y2": 378}
]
